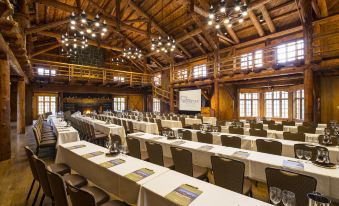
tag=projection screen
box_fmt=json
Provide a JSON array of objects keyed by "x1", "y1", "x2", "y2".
[{"x1": 179, "y1": 89, "x2": 201, "y2": 111}]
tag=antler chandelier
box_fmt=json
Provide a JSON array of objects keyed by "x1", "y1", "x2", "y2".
[
  {"x1": 208, "y1": 0, "x2": 248, "y2": 29},
  {"x1": 122, "y1": 48, "x2": 143, "y2": 59},
  {"x1": 151, "y1": 36, "x2": 176, "y2": 53},
  {"x1": 70, "y1": 11, "x2": 108, "y2": 38}
]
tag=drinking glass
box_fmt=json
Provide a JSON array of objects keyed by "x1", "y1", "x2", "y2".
[
  {"x1": 105, "y1": 140, "x2": 111, "y2": 151},
  {"x1": 282, "y1": 190, "x2": 296, "y2": 206},
  {"x1": 304, "y1": 150, "x2": 312, "y2": 163},
  {"x1": 178, "y1": 132, "x2": 183, "y2": 140},
  {"x1": 269, "y1": 187, "x2": 282, "y2": 205},
  {"x1": 296, "y1": 149, "x2": 304, "y2": 160}
]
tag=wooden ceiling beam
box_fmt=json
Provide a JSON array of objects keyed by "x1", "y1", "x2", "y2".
[
  {"x1": 316, "y1": 0, "x2": 328, "y2": 18},
  {"x1": 31, "y1": 43, "x2": 61, "y2": 57},
  {"x1": 123, "y1": 18, "x2": 149, "y2": 24},
  {"x1": 36, "y1": 0, "x2": 156, "y2": 37},
  {"x1": 25, "y1": 19, "x2": 69, "y2": 34},
  {"x1": 126, "y1": 0, "x2": 192, "y2": 58},
  {"x1": 225, "y1": 25, "x2": 240, "y2": 44},
  {"x1": 185, "y1": 29, "x2": 206, "y2": 54},
  {"x1": 248, "y1": 10, "x2": 265, "y2": 37},
  {"x1": 259, "y1": 5, "x2": 276, "y2": 33},
  {"x1": 37, "y1": 31, "x2": 123, "y2": 51}
]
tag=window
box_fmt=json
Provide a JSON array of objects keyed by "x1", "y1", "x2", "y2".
[
  {"x1": 113, "y1": 76, "x2": 125, "y2": 82},
  {"x1": 265, "y1": 91, "x2": 289, "y2": 118},
  {"x1": 239, "y1": 93, "x2": 259, "y2": 117},
  {"x1": 240, "y1": 50, "x2": 263, "y2": 70},
  {"x1": 192, "y1": 64, "x2": 207, "y2": 78},
  {"x1": 294, "y1": 90, "x2": 304, "y2": 120},
  {"x1": 37, "y1": 68, "x2": 56, "y2": 76},
  {"x1": 113, "y1": 97, "x2": 125, "y2": 112},
  {"x1": 38, "y1": 95, "x2": 56, "y2": 115},
  {"x1": 277, "y1": 40, "x2": 304, "y2": 63},
  {"x1": 153, "y1": 98, "x2": 161, "y2": 113},
  {"x1": 176, "y1": 69, "x2": 188, "y2": 80},
  {"x1": 154, "y1": 73, "x2": 161, "y2": 86}
]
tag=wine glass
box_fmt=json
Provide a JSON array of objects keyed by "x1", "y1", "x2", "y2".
[
  {"x1": 105, "y1": 140, "x2": 111, "y2": 151},
  {"x1": 296, "y1": 149, "x2": 304, "y2": 160},
  {"x1": 282, "y1": 190, "x2": 296, "y2": 206},
  {"x1": 304, "y1": 150, "x2": 312, "y2": 163},
  {"x1": 178, "y1": 132, "x2": 183, "y2": 140},
  {"x1": 269, "y1": 187, "x2": 282, "y2": 205}
]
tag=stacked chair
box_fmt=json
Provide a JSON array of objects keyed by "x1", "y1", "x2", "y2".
[{"x1": 32, "y1": 115, "x2": 57, "y2": 156}]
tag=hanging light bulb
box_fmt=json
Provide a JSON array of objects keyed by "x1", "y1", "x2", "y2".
[
  {"x1": 219, "y1": 0, "x2": 226, "y2": 13},
  {"x1": 208, "y1": 20, "x2": 213, "y2": 25},
  {"x1": 239, "y1": 18, "x2": 244, "y2": 23},
  {"x1": 215, "y1": 24, "x2": 220, "y2": 29}
]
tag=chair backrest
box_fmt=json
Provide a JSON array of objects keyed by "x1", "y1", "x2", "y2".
[
  {"x1": 24, "y1": 146, "x2": 39, "y2": 181},
  {"x1": 249, "y1": 129, "x2": 267, "y2": 137},
  {"x1": 263, "y1": 119, "x2": 275, "y2": 125},
  {"x1": 109, "y1": 134, "x2": 122, "y2": 145},
  {"x1": 283, "y1": 132, "x2": 305, "y2": 142},
  {"x1": 179, "y1": 117, "x2": 186, "y2": 127},
  {"x1": 191, "y1": 124, "x2": 201, "y2": 130},
  {"x1": 66, "y1": 184, "x2": 96, "y2": 206},
  {"x1": 170, "y1": 147, "x2": 193, "y2": 177},
  {"x1": 256, "y1": 139, "x2": 282, "y2": 155},
  {"x1": 46, "y1": 167, "x2": 69, "y2": 206},
  {"x1": 302, "y1": 122, "x2": 318, "y2": 128},
  {"x1": 122, "y1": 120, "x2": 128, "y2": 133},
  {"x1": 182, "y1": 130, "x2": 192, "y2": 141},
  {"x1": 211, "y1": 156, "x2": 245, "y2": 194},
  {"x1": 297, "y1": 126, "x2": 316, "y2": 134},
  {"x1": 197, "y1": 132, "x2": 213, "y2": 144},
  {"x1": 149, "y1": 118, "x2": 155, "y2": 123},
  {"x1": 250, "y1": 123, "x2": 263, "y2": 130},
  {"x1": 126, "y1": 137, "x2": 142, "y2": 159},
  {"x1": 268, "y1": 124, "x2": 283, "y2": 131},
  {"x1": 265, "y1": 167, "x2": 317, "y2": 206},
  {"x1": 145, "y1": 141, "x2": 164, "y2": 166},
  {"x1": 127, "y1": 121, "x2": 134, "y2": 133},
  {"x1": 318, "y1": 135, "x2": 338, "y2": 145},
  {"x1": 293, "y1": 144, "x2": 320, "y2": 161},
  {"x1": 172, "y1": 116, "x2": 178, "y2": 121},
  {"x1": 32, "y1": 127, "x2": 41, "y2": 146},
  {"x1": 161, "y1": 127, "x2": 173, "y2": 136},
  {"x1": 32, "y1": 155, "x2": 53, "y2": 198},
  {"x1": 220, "y1": 135, "x2": 241, "y2": 148},
  {"x1": 156, "y1": 119, "x2": 162, "y2": 132},
  {"x1": 282, "y1": 121, "x2": 295, "y2": 126},
  {"x1": 229, "y1": 126, "x2": 244, "y2": 135}
]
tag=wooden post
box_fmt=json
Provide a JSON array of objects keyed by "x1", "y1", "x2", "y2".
[
  {"x1": 169, "y1": 57, "x2": 174, "y2": 113},
  {"x1": 25, "y1": 85, "x2": 33, "y2": 125},
  {"x1": 58, "y1": 92, "x2": 63, "y2": 112},
  {"x1": 214, "y1": 48, "x2": 220, "y2": 119},
  {"x1": 0, "y1": 55, "x2": 11, "y2": 161},
  {"x1": 17, "y1": 78, "x2": 25, "y2": 134},
  {"x1": 300, "y1": 0, "x2": 314, "y2": 122}
]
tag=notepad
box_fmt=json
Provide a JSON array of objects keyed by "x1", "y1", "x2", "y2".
[
  {"x1": 125, "y1": 168, "x2": 155, "y2": 182},
  {"x1": 66, "y1": 144, "x2": 86, "y2": 150},
  {"x1": 100, "y1": 159, "x2": 125, "y2": 168},
  {"x1": 81, "y1": 151, "x2": 104, "y2": 159},
  {"x1": 283, "y1": 160, "x2": 304, "y2": 170},
  {"x1": 165, "y1": 184, "x2": 203, "y2": 206},
  {"x1": 197, "y1": 145, "x2": 214, "y2": 151},
  {"x1": 171, "y1": 140, "x2": 186, "y2": 145},
  {"x1": 232, "y1": 151, "x2": 250, "y2": 158}
]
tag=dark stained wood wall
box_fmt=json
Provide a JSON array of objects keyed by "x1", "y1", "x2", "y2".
[{"x1": 320, "y1": 76, "x2": 339, "y2": 123}]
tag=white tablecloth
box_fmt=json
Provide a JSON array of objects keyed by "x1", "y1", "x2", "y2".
[
  {"x1": 203, "y1": 117, "x2": 217, "y2": 126},
  {"x1": 185, "y1": 118, "x2": 202, "y2": 126},
  {"x1": 161, "y1": 120, "x2": 182, "y2": 128},
  {"x1": 111, "y1": 117, "x2": 159, "y2": 134},
  {"x1": 75, "y1": 116, "x2": 126, "y2": 144},
  {"x1": 128, "y1": 132, "x2": 339, "y2": 201},
  {"x1": 56, "y1": 141, "x2": 169, "y2": 204},
  {"x1": 138, "y1": 170, "x2": 271, "y2": 206},
  {"x1": 49, "y1": 116, "x2": 80, "y2": 146}
]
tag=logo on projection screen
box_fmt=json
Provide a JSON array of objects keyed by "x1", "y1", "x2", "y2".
[{"x1": 179, "y1": 89, "x2": 201, "y2": 111}]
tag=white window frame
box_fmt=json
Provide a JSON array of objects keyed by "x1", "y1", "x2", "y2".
[
  {"x1": 153, "y1": 98, "x2": 161, "y2": 113},
  {"x1": 276, "y1": 40, "x2": 304, "y2": 64},
  {"x1": 113, "y1": 97, "x2": 126, "y2": 112},
  {"x1": 239, "y1": 93, "x2": 259, "y2": 117},
  {"x1": 38, "y1": 95, "x2": 57, "y2": 115},
  {"x1": 192, "y1": 64, "x2": 207, "y2": 78},
  {"x1": 154, "y1": 73, "x2": 161, "y2": 86},
  {"x1": 240, "y1": 50, "x2": 263, "y2": 70},
  {"x1": 265, "y1": 91, "x2": 289, "y2": 118},
  {"x1": 294, "y1": 89, "x2": 304, "y2": 120}
]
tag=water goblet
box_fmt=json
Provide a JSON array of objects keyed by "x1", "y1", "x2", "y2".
[
  {"x1": 304, "y1": 150, "x2": 312, "y2": 163},
  {"x1": 269, "y1": 187, "x2": 282, "y2": 205},
  {"x1": 296, "y1": 149, "x2": 304, "y2": 160},
  {"x1": 282, "y1": 190, "x2": 295, "y2": 206},
  {"x1": 178, "y1": 132, "x2": 183, "y2": 140}
]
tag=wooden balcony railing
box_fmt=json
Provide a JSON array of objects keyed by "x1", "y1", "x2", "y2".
[{"x1": 31, "y1": 59, "x2": 152, "y2": 86}]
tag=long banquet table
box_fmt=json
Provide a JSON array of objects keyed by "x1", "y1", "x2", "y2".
[
  {"x1": 128, "y1": 132, "x2": 339, "y2": 201},
  {"x1": 48, "y1": 116, "x2": 80, "y2": 146},
  {"x1": 56, "y1": 141, "x2": 271, "y2": 206},
  {"x1": 170, "y1": 128, "x2": 339, "y2": 163},
  {"x1": 74, "y1": 115, "x2": 126, "y2": 143}
]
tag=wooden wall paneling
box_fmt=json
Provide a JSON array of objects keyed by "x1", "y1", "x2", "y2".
[
  {"x1": 212, "y1": 85, "x2": 236, "y2": 121},
  {"x1": 128, "y1": 95, "x2": 144, "y2": 111},
  {"x1": 0, "y1": 56, "x2": 11, "y2": 161},
  {"x1": 17, "y1": 78, "x2": 25, "y2": 134},
  {"x1": 320, "y1": 76, "x2": 339, "y2": 123}
]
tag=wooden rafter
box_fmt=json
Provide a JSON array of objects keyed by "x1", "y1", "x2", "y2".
[
  {"x1": 25, "y1": 19, "x2": 69, "y2": 34},
  {"x1": 248, "y1": 10, "x2": 265, "y2": 37},
  {"x1": 31, "y1": 43, "x2": 61, "y2": 57},
  {"x1": 259, "y1": 5, "x2": 276, "y2": 33},
  {"x1": 225, "y1": 25, "x2": 240, "y2": 44},
  {"x1": 185, "y1": 29, "x2": 206, "y2": 54}
]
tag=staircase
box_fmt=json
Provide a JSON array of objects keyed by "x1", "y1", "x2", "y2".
[{"x1": 151, "y1": 82, "x2": 177, "y2": 107}]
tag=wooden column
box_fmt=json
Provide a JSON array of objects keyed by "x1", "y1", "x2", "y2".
[
  {"x1": 0, "y1": 56, "x2": 11, "y2": 161},
  {"x1": 17, "y1": 78, "x2": 25, "y2": 134},
  {"x1": 213, "y1": 48, "x2": 220, "y2": 119},
  {"x1": 169, "y1": 58, "x2": 174, "y2": 113},
  {"x1": 58, "y1": 92, "x2": 63, "y2": 112},
  {"x1": 25, "y1": 85, "x2": 33, "y2": 125},
  {"x1": 300, "y1": 0, "x2": 314, "y2": 122}
]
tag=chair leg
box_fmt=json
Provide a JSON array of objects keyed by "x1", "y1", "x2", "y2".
[
  {"x1": 32, "y1": 185, "x2": 41, "y2": 206},
  {"x1": 26, "y1": 179, "x2": 35, "y2": 201},
  {"x1": 39, "y1": 194, "x2": 45, "y2": 206}
]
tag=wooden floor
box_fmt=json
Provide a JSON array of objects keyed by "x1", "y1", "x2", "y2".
[{"x1": 0, "y1": 123, "x2": 337, "y2": 206}]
